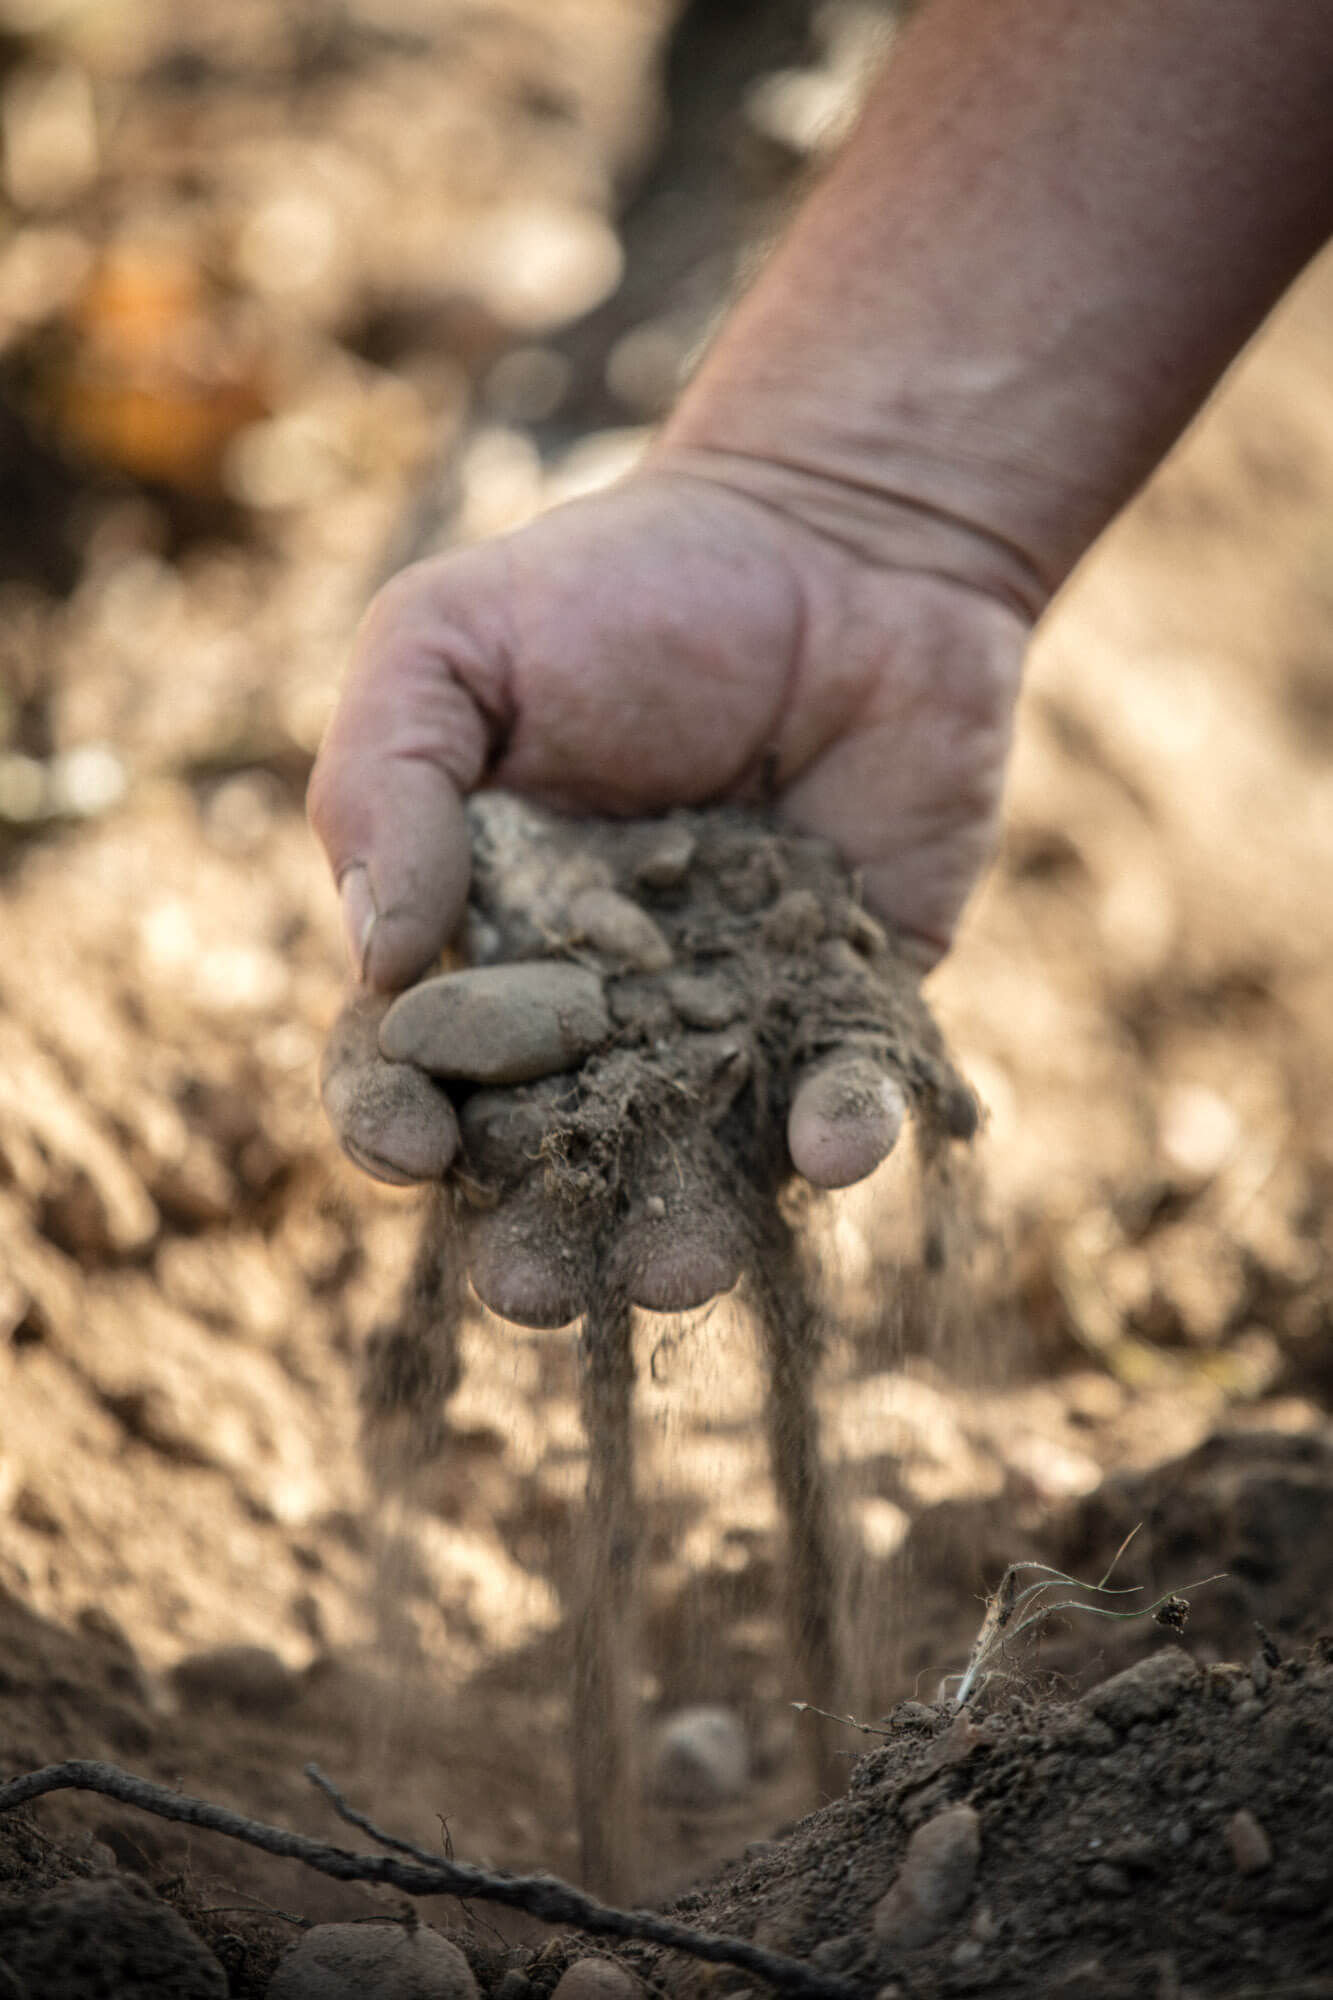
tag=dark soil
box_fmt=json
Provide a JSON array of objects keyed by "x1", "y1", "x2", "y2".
[{"x1": 634, "y1": 1642, "x2": 1333, "y2": 2000}]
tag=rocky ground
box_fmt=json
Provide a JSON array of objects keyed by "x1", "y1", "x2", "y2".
[{"x1": 0, "y1": 1, "x2": 1331, "y2": 1993}]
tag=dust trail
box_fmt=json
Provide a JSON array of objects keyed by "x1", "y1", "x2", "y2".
[
  {"x1": 744, "y1": 1203, "x2": 848, "y2": 1800},
  {"x1": 359, "y1": 1188, "x2": 464, "y2": 1495},
  {"x1": 356, "y1": 1192, "x2": 466, "y2": 1752},
  {"x1": 572, "y1": 1282, "x2": 640, "y2": 1901}
]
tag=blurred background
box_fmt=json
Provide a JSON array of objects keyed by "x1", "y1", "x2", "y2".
[{"x1": 0, "y1": 0, "x2": 1331, "y2": 1935}]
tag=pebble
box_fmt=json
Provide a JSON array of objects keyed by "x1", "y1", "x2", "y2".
[
  {"x1": 551, "y1": 1961, "x2": 643, "y2": 2000},
  {"x1": 664, "y1": 971, "x2": 743, "y2": 1030},
  {"x1": 494, "y1": 1974, "x2": 533, "y2": 2000},
  {"x1": 677, "y1": 1031, "x2": 753, "y2": 1120},
  {"x1": 762, "y1": 888, "x2": 826, "y2": 951},
  {"x1": 1082, "y1": 1647, "x2": 1197, "y2": 1729},
  {"x1": 873, "y1": 1803, "x2": 981, "y2": 1952},
  {"x1": 717, "y1": 850, "x2": 781, "y2": 913},
  {"x1": 266, "y1": 1922, "x2": 478, "y2": 2000},
  {"x1": 567, "y1": 886, "x2": 673, "y2": 971},
  {"x1": 607, "y1": 977, "x2": 676, "y2": 1039},
  {"x1": 459, "y1": 1087, "x2": 560, "y2": 1178},
  {"x1": 380, "y1": 964, "x2": 610, "y2": 1083},
  {"x1": 632, "y1": 824, "x2": 696, "y2": 890},
  {"x1": 1086, "y1": 1862, "x2": 1132, "y2": 1897},
  {"x1": 648, "y1": 1705, "x2": 750, "y2": 1807},
  {"x1": 1224, "y1": 1808, "x2": 1273, "y2": 1875}
]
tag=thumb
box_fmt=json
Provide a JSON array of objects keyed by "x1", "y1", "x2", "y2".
[{"x1": 307, "y1": 558, "x2": 507, "y2": 991}]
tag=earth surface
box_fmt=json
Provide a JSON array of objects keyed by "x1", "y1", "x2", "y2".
[{"x1": 0, "y1": 1, "x2": 1332, "y2": 1994}]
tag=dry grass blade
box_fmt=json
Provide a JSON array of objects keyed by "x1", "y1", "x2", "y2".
[{"x1": 951, "y1": 1530, "x2": 1227, "y2": 1707}]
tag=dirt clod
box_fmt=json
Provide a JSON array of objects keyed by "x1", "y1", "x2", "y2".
[
  {"x1": 0, "y1": 1875, "x2": 227, "y2": 1999},
  {"x1": 1225, "y1": 1808, "x2": 1273, "y2": 1876},
  {"x1": 872, "y1": 1803, "x2": 981, "y2": 1954},
  {"x1": 1082, "y1": 1646, "x2": 1198, "y2": 1729}
]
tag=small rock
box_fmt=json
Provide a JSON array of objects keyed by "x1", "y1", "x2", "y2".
[
  {"x1": 678, "y1": 1031, "x2": 753, "y2": 1120},
  {"x1": 1086, "y1": 1862, "x2": 1132, "y2": 1897},
  {"x1": 845, "y1": 905, "x2": 887, "y2": 955},
  {"x1": 664, "y1": 971, "x2": 743, "y2": 1030},
  {"x1": 632, "y1": 824, "x2": 696, "y2": 890},
  {"x1": 380, "y1": 964, "x2": 609, "y2": 1083},
  {"x1": 266, "y1": 1922, "x2": 478, "y2": 2000},
  {"x1": 169, "y1": 1644, "x2": 300, "y2": 1716},
  {"x1": 1224, "y1": 1808, "x2": 1273, "y2": 1876},
  {"x1": 459, "y1": 1086, "x2": 561, "y2": 1179},
  {"x1": 873, "y1": 1803, "x2": 981, "y2": 1952},
  {"x1": 940, "y1": 1081, "x2": 980, "y2": 1141},
  {"x1": 762, "y1": 888, "x2": 825, "y2": 951},
  {"x1": 890, "y1": 1701, "x2": 939, "y2": 1730},
  {"x1": 1083, "y1": 1648, "x2": 1197, "y2": 1730},
  {"x1": 495, "y1": 1974, "x2": 533, "y2": 2000},
  {"x1": 809, "y1": 1936, "x2": 860, "y2": 1975},
  {"x1": 607, "y1": 976, "x2": 676, "y2": 1038},
  {"x1": 0, "y1": 1877, "x2": 226, "y2": 1998},
  {"x1": 648, "y1": 1705, "x2": 750, "y2": 1807},
  {"x1": 919, "y1": 1712, "x2": 983, "y2": 1777},
  {"x1": 551, "y1": 1961, "x2": 643, "y2": 2000},
  {"x1": 568, "y1": 887, "x2": 672, "y2": 971},
  {"x1": 717, "y1": 850, "x2": 781, "y2": 913}
]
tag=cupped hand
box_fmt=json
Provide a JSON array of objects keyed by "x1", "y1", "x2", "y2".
[{"x1": 308, "y1": 460, "x2": 1027, "y2": 1318}]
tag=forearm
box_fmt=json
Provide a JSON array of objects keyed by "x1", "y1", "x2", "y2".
[{"x1": 660, "y1": 0, "x2": 1333, "y2": 609}]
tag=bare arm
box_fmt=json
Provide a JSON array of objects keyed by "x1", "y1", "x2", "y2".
[
  {"x1": 662, "y1": 0, "x2": 1333, "y2": 605},
  {"x1": 310, "y1": 0, "x2": 1333, "y2": 1229}
]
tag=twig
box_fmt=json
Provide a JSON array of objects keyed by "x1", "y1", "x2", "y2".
[
  {"x1": 791, "y1": 1702, "x2": 891, "y2": 1741},
  {"x1": 0, "y1": 1760, "x2": 860, "y2": 2000}
]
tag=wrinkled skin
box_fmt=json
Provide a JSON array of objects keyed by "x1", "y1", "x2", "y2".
[{"x1": 309, "y1": 466, "x2": 1025, "y2": 1321}]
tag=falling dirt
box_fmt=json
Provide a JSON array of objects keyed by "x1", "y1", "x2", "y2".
[{"x1": 347, "y1": 794, "x2": 975, "y2": 1896}]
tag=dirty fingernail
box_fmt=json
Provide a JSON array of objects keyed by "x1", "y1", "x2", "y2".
[{"x1": 339, "y1": 865, "x2": 377, "y2": 981}]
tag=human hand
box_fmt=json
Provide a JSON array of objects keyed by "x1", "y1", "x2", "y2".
[
  {"x1": 309, "y1": 463, "x2": 1028, "y2": 990},
  {"x1": 308, "y1": 463, "x2": 1023, "y2": 1318}
]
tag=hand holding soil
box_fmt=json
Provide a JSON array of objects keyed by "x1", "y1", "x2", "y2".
[
  {"x1": 307, "y1": 465, "x2": 1030, "y2": 989},
  {"x1": 320, "y1": 792, "x2": 977, "y2": 1326}
]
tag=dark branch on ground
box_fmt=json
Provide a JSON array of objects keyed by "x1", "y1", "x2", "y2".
[{"x1": 0, "y1": 1758, "x2": 862, "y2": 2000}]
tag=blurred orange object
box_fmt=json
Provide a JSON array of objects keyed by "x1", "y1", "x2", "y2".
[{"x1": 52, "y1": 244, "x2": 267, "y2": 494}]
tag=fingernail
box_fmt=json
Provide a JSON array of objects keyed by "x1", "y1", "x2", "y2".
[{"x1": 339, "y1": 865, "x2": 377, "y2": 981}]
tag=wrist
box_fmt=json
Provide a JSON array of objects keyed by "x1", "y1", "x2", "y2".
[{"x1": 648, "y1": 436, "x2": 1051, "y2": 626}]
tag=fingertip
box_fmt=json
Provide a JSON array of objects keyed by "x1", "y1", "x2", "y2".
[
  {"x1": 320, "y1": 994, "x2": 461, "y2": 1184},
  {"x1": 787, "y1": 1057, "x2": 906, "y2": 1189},
  {"x1": 466, "y1": 1199, "x2": 586, "y2": 1328},
  {"x1": 343, "y1": 777, "x2": 476, "y2": 993},
  {"x1": 626, "y1": 1231, "x2": 742, "y2": 1313}
]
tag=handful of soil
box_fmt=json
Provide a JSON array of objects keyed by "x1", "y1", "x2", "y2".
[{"x1": 323, "y1": 796, "x2": 976, "y2": 1327}]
